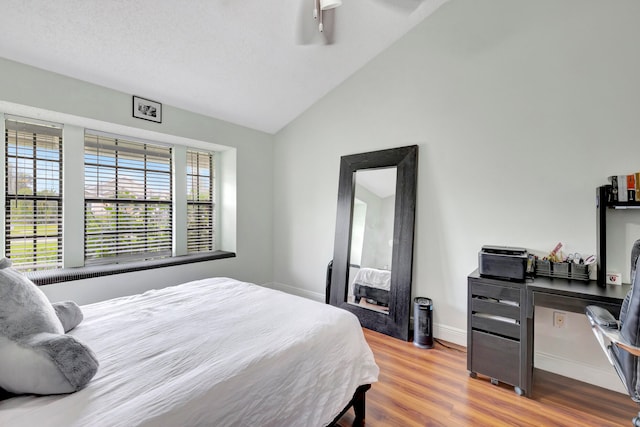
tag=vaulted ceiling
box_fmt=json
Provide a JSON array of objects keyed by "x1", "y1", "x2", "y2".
[{"x1": 0, "y1": 0, "x2": 448, "y2": 134}]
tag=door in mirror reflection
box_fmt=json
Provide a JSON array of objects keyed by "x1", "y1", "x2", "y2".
[{"x1": 347, "y1": 167, "x2": 396, "y2": 315}]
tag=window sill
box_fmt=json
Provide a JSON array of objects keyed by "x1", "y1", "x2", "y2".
[{"x1": 26, "y1": 251, "x2": 236, "y2": 286}]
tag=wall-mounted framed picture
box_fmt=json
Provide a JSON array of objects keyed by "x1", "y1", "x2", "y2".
[{"x1": 132, "y1": 96, "x2": 162, "y2": 123}]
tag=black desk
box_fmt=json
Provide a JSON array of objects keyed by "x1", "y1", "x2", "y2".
[
  {"x1": 526, "y1": 276, "x2": 628, "y2": 318},
  {"x1": 524, "y1": 276, "x2": 629, "y2": 397},
  {"x1": 468, "y1": 270, "x2": 629, "y2": 397}
]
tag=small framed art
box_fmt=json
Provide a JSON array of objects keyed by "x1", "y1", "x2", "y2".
[{"x1": 132, "y1": 96, "x2": 162, "y2": 123}]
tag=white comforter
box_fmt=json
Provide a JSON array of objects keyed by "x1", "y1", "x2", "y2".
[
  {"x1": 0, "y1": 278, "x2": 379, "y2": 426},
  {"x1": 353, "y1": 268, "x2": 391, "y2": 291}
]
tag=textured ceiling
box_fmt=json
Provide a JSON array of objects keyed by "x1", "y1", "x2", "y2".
[{"x1": 0, "y1": 0, "x2": 448, "y2": 134}]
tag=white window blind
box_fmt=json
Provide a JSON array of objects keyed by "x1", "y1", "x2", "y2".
[
  {"x1": 5, "y1": 119, "x2": 63, "y2": 271},
  {"x1": 186, "y1": 150, "x2": 215, "y2": 253},
  {"x1": 84, "y1": 133, "x2": 172, "y2": 264}
]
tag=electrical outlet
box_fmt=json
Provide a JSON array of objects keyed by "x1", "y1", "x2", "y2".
[{"x1": 553, "y1": 311, "x2": 566, "y2": 328}]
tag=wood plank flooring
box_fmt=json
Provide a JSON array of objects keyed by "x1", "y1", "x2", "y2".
[{"x1": 336, "y1": 328, "x2": 638, "y2": 426}]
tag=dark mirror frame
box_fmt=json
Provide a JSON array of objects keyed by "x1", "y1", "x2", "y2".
[{"x1": 329, "y1": 145, "x2": 418, "y2": 341}]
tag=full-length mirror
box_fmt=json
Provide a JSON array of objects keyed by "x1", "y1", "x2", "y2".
[
  {"x1": 329, "y1": 145, "x2": 418, "y2": 341},
  {"x1": 347, "y1": 168, "x2": 396, "y2": 315}
]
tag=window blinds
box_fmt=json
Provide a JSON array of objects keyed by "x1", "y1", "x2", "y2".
[
  {"x1": 186, "y1": 150, "x2": 215, "y2": 253},
  {"x1": 5, "y1": 119, "x2": 63, "y2": 271},
  {"x1": 84, "y1": 132, "x2": 172, "y2": 264}
]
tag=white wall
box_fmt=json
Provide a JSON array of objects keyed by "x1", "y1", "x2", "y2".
[
  {"x1": 0, "y1": 57, "x2": 274, "y2": 304},
  {"x1": 272, "y1": 0, "x2": 640, "y2": 393}
]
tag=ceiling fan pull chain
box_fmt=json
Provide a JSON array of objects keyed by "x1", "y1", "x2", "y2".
[{"x1": 319, "y1": 2, "x2": 324, "y2": 32}]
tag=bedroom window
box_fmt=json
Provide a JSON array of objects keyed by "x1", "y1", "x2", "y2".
[
  {"x1": 84, "y1": 132, "x2": 172, "y2": 265},
  {"x1": 4, "y1": 119, "x2": 63, "y2": 271},
  {"x1": 186, "y1": 150, "x2": 215, "y2": 253}
]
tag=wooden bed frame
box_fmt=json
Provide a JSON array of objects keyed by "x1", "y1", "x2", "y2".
[
  {"x1": 353, "y1": 283, "x2": 389, "y2": 306},
  {"x1": 0, "y1": 388, "x2": 13, "y2": 401},
  {"x1": 328, "y1": 384, "x2": 372, "y2": 427}
]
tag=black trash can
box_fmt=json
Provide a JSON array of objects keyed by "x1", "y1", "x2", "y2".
[{"x1": 414, "y1": 297, "x2": 433, "y2": 349}]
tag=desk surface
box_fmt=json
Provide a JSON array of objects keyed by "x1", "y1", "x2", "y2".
[
  {"x1": 468, "y1": 270, "x2": 629, "y2": 306},
  {"x1": 526, "y1": 275, "x2": 629, "y2": 306},
  {"x1": 527, "y1": 277, "x2": 628, "y2": 318}
]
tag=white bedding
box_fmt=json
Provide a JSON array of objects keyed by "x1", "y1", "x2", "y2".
[
  {"x1": 353, "y1": 268, "x2": 391, "y2": 291},
  {"x1": 0, "y1": 278, "x2": 379, "y2": 426}
]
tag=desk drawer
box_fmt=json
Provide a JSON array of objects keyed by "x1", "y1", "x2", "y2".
[
  {"x1": 471, "y1": 313, "x2": 520, "y2": 339},
  {"x1": 470, "y1": 281, "x2": 522, "y2": 339},
  {"x1": 470, "y1": 330, "x2": 520, "y2": 387},
  {"x1": 470, "y1": 280, "x2": 521, "y2": 303},
  {"x1": 472, "y1": 297, "x2": 520, "y2": 320}
]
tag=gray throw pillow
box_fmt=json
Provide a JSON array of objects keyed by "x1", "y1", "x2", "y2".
[{"x1": 0, "y1": 258, "x2": 98, "y2": 395}]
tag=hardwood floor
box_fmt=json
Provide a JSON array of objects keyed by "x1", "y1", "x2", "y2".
[{"x1": 336, "y1": 328, "x2": 638, "y2": 426}]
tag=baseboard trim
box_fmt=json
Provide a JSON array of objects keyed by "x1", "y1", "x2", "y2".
[
  {"x1": 434, "y1": 323, "x2": 467, "y2": 347},
  {"x1": 263, "y1": 282, "x2": 325, "y2": 302},
  {"x1": 535, "y1": 351, "x2": 626, "y2": 394}
]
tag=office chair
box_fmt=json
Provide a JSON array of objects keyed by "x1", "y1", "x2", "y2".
[{"x1": 586, "y1": 240, "x2": 640, "y2": 426}]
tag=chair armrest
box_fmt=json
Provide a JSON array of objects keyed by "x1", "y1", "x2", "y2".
[
  {"x1": 585, "y1": 305, "x2": 618, "y2": 328},
  {"x1": 586, "y1": 305, "x2": 640, "y2": 357}
]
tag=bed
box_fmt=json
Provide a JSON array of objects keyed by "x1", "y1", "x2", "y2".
[
  {"x1": 352, "y1": 267, "x2": 391, "y2": 306},
  {"x1": 0, "y1": 277, "x2": 379, "y2": 426}
]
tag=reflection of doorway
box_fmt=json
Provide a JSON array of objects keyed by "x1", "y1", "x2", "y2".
[
  {"x1": 350, "y1": 198, "x2": 367, "y2": 267},
  {"x1": 349, "y1": 199, "x2": 367, "y2": 300}
]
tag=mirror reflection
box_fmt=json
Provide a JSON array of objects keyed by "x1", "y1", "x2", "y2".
[{"x1": 347, "y1": 167, "x2": 397, "y2": 314}]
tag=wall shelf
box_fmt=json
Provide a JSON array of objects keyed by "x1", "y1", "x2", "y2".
[{"x1": 596, "y1": 185, "x2": 640, "y2": 286}]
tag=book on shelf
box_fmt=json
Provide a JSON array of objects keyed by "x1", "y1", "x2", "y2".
[
  {"x1": 619, "y1": 175, "x2": 628, "y2": 202},
  {"x1": 606, "y1": 173, "x2": 640, "y2": 203},
  {"x1": 608, "y1": 175, "x2": 618, "y2": 202}
]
